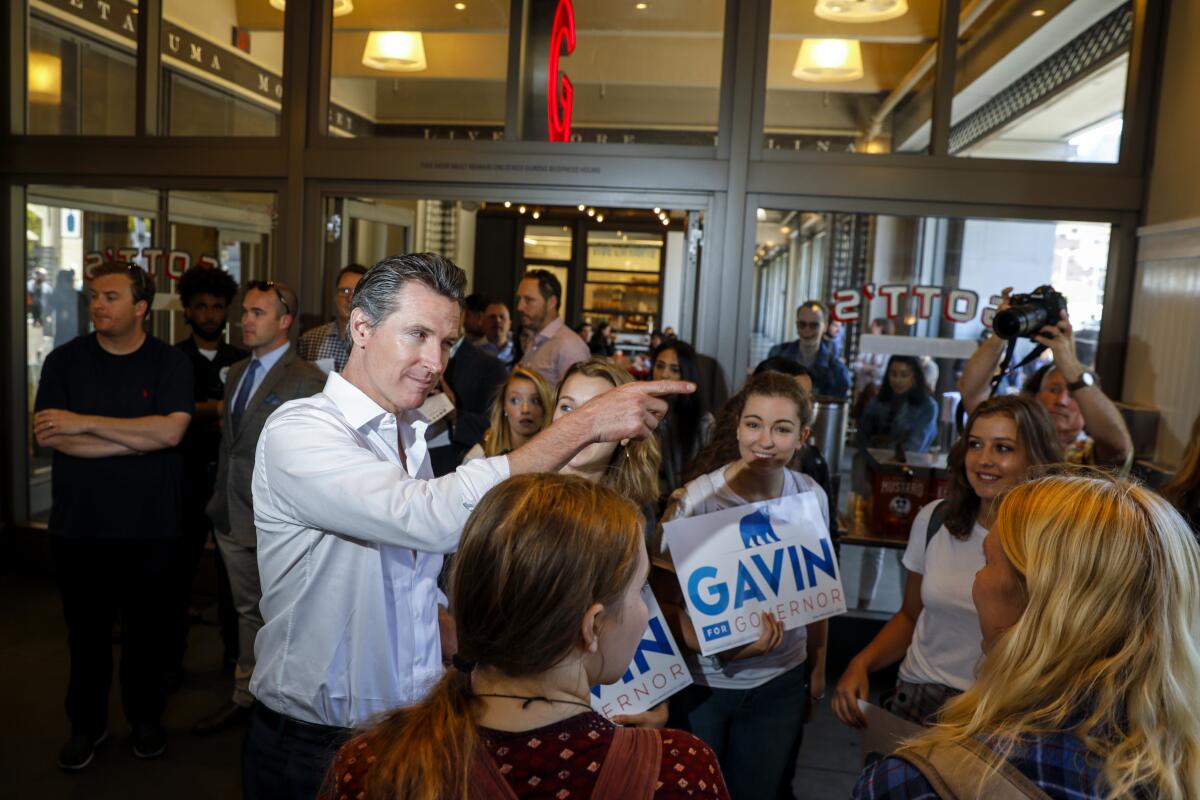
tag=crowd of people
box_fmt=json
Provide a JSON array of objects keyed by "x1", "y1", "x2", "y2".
[{"x1": 30, "y1": 253, "x2": 1200, "y2": 799}]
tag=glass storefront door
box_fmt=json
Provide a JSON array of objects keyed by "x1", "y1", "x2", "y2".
[{"x1": 23, "y1": 187, "x2": 276, "y2": 523}]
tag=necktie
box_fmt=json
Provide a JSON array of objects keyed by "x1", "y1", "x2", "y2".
[{"x1": 231, "y1": 359, "x2": 261, "y2": 433}]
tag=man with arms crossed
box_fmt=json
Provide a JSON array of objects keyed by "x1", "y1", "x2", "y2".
[
  {"x1": 34, "y1": 262, "x2": 193, "y2": 769},
  {"x1": 245, "y1": 253, "x2": 692, "y2": 800},
  {"x1": 193, "y1": 281, "x2": 324, "y2": 735}
]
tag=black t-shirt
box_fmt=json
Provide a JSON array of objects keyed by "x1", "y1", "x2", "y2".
[
  {"x1": 35, "y1": 333, "x2": 195, "y2": 539},
  {"x1": 176, "y1": 336, "x2": 247, "y2": 469}
]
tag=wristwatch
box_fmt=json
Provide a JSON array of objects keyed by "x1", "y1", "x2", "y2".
[{"x1": 1066, "y1": 370, "x2": 1096, "y2": 393}]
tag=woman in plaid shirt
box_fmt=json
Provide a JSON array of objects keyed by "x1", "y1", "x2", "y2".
[{"x1": 853, "y1": 473, "x2": 1200, "y2": 799}]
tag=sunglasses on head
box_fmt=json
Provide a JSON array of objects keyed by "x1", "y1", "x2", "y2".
[{"x1": 246, "y1": 280, "x2": 291, "y2": 317}]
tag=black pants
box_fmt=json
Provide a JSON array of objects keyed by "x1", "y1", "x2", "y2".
[
  {"x1": 52, "y1": 535, "x2": 174, "y2": 736},
  {"x1": 243, "y1": 705, "x2": 350, "y2": 800},
  {"x1": 170, "y1": 512, "x2": 239, "y2": 671}
]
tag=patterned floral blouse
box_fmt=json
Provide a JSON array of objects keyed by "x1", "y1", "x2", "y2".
[{"x1": 328, "y1": 711, "x2": 729, "y2": 799}]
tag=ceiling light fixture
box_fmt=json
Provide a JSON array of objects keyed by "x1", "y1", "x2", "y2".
[
  {"x1": 578, "y1": 204, "x2": 586, "y2": 211},
  {"x1": 454, "y1": 2, "x2": 467, "y2": 9},
  {"x1": 503, "y1": 201, "x2": 512, "y2": 208},
  {"x1": 661, "y1": 218, "x2": 670, "y2": 226},
  {"x1": 635, "y1": 2, "x2": 649, "y2": 9},
  {"x1": 1031, "y1": 9, "x2": 1046, "y2": 16},
  {"x1": 270, "y1": 0, "x2": 355, "y2": 17},
  {"x1": 793, "y1": 39, "x2": 864, "y2": 82},
  {"x1": 653, "y1": 207, "x2": 662, "y2": 214},
  {"x1": 361, "y1": 31, "x2": 427, "y2": 72},
  {"x1": 27, "y1": 51, "x2": 63, "y2": 104},
  {"x1": 518, "y1": 205, "x2": 527, "y2": 214},
  {"x1": 813, "y1": 0, "x2": 907, "y2": 23},
  {"x1": 587, "y1": 208, "x2": 596, "y2": 217},
  {"x1": 531, "y1": 210, "x2": 541, "y2": 219},
  {"x1": 596, "y1": 214, "x2": 605, "y2": 222}
]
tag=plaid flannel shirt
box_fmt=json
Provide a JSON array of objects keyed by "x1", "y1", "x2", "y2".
[
  {"x1": 297, "y1": 321, "x2": 351, "y2": 373},
  {"x1": 853, "y1": 730, "x2": 1106, "y2": 800}
]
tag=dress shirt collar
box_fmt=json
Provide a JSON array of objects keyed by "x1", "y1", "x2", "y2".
[
  {"x1": 535, "y1": 316, "x2": 565, "y2": 343},
  {"x1": 254, "y1": 340, "x2": 290, "y2": 375},
  {"x1": 323, "y1": 371, "x2": 431, "y2": 434}
]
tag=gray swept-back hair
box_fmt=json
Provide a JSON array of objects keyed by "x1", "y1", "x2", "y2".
[{"x1": 349, "y1": 252, "x2": 467, "y2": 333}]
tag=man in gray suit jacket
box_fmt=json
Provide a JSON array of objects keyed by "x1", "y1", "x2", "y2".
[{"x1": 194, "y1": 281, "x2": 325, "y2": 734}]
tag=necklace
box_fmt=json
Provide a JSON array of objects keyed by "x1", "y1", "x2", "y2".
[{"x1": 475, "y1": 693, "x2": 594, "y2": 712}]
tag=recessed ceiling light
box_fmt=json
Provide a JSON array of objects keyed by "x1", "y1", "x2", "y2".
[
  {"x1": 577, "y1": 204, "x2": 586, "y2": 211},
  {"x1": 1031, "y1": 9, "x2": 1046, "y2": 16},
  {"x1": 661, "y1": 218, "x2": 669, "y2": 226},
  {"x1": 454, "y1": 2, "x2": 467, "y2": 9},
  {"x1": 518, "y1": 205, "x2": 527, "y2": 214},
  {"x1": 596, "y1": 214, "x2": 605, "y2": 222},
  {"x1": 635, "y1": 2, "x2": 649, "y2": 9},
  {"x1": 587, "y1": 208, "x2": 596, "y2": 217},
  {"x1": 531, "y1": 210, "x2": 541, "y2": 219},
  {"x1": 653, "y1": 207, "x2": 662, "y2": 214},
  {"x1": 503, "y1": 201, "x2": 512, "y2": 208},
  {"x1": 270, "y1": 0, "x2": 354, "y2": 16},
  {"x1": 813, "y1": 0, "x2": 907, "y2": 23}
]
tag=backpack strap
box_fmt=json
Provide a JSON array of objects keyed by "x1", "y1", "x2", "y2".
[
  {"x1": 894, "y1": 738, "x2": 1051, "y2": 800},
  {"x1": 925, "y1": 499, "x2": 948, "y2": 551},
  {"x1": 591, "y1": 727, "x2": 662, "y2": 800}
]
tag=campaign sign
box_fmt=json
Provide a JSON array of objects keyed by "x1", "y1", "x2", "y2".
[
  {"x1": 590, "y1": 586, "x2": 692, "y2": 719},
  {"x1": 663, "y1": 492, "x2": 846, "y2": 656}
]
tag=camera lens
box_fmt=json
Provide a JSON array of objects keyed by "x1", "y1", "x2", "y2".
[{"x1": 993, "y1": 304, "x2": 1050, "y2": 339}]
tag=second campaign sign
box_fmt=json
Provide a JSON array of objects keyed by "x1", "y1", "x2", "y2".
[{"x1": 663, "y1": 492, "x2": 846, "y2": 656}]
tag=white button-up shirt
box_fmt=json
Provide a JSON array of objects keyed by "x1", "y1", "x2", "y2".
[{"x1": 250, "y1": 372, "x2": 510, "y2": 728}]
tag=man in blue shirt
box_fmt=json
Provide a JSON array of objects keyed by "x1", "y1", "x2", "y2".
[{"x1": 768, "y1": 300, "x2": 851, "y2": 398}]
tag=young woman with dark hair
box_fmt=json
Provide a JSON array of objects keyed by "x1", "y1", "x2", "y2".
[
  {"x1": 650, "y1": 340, "x2": 712, "y2": 501},
  {"x1": 832, "y1": 396, "x2": 1063, "y2": 727},
  {"x1": 856, "y1": 355, "x2": 939, "y2": 453},
  {"x1": 589, "y1": 321, "x2": 616, "y2": 357},
  {"x1": 324, "y1": 475, "x2": 729, "y2": 800}
]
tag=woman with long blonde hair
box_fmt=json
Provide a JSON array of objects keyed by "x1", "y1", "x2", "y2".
[
  {"x1": 462, "y1": 367, "x2": 553, "y2": 462},
  {"x1": 854, "y1": 473, "x2": 1200, "y2": 799},
  {"x1": 324, "y1": 475, "x2": 729, "y2": 800},
  {"x1": 552, "y1": 358, "x2": 662, "y2": 510}
]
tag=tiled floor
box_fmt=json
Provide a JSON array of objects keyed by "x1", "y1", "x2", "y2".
[{"x1": 1, "y1": 541, "x2": 905, "y2": 800}]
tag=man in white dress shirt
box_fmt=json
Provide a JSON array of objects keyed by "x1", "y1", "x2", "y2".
[{"x1": 244, "y1": 253, "x2": 692, "y2": 800}]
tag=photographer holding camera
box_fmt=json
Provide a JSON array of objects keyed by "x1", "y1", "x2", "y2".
[{"x1": 957, "y1": 287, "x2": 1132, "y2": 473}]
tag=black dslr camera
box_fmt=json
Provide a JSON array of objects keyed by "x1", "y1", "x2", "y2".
[{"x1": 992, "y1": 285, "x2": 1068, "y2": 340}]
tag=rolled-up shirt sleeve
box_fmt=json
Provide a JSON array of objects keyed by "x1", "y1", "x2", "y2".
[{"x1": 254, "y1": 408, "x2": 509, "y2": 553}]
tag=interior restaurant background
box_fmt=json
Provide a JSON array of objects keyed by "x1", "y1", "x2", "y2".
[{"x1": 3, "y1": 0, "x2": 1200, "y2": 535}]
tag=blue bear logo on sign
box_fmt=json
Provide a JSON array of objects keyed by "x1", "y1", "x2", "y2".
[{"x1": 739, "y1": 507, "x2": 781, "y2": 549}]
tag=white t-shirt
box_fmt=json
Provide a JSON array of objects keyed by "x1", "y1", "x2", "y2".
[
  {"x1": 897, "y1": 500, "x2": 986, "y2": 691},
  {"x1": 660, "y1": 465, "x2": 830, "y2": 690}
]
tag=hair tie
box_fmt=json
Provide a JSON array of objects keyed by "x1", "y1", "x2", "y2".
[{"x1": 451, "y1": 654, "x2": 477, "y2": 674}]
